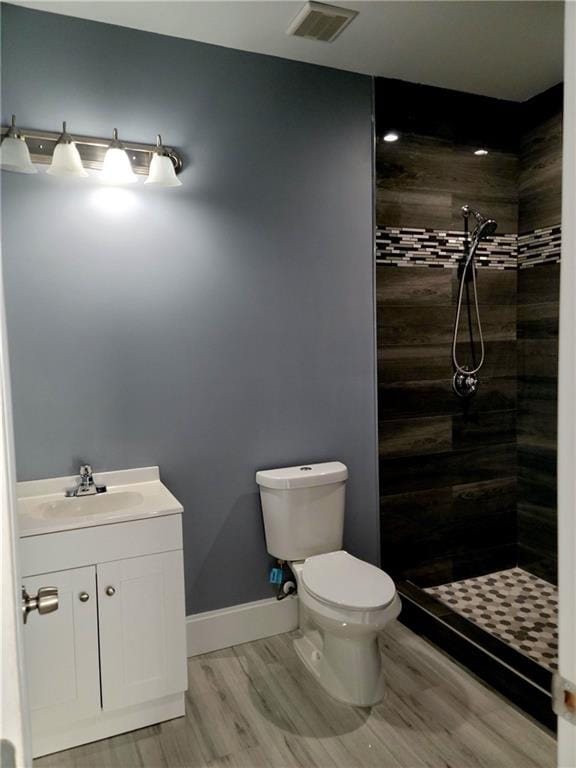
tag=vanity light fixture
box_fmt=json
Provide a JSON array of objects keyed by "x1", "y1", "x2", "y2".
[
  {"x1": 0, "y1": 119, "x2": 184, "y2": 183},
  {"x1": 474, "y1": 148, "x2": 489, "y2": 156},
  {"x1": 47, "y1": 121, "x2": 88, "y2": 178},
  {"x1": 383, "y1": 131, "x2": 400, "y2": 143},
  {"x1": 101, "y1": 128, "x2": 137, "y2": 185},
  {"x1": 145, "y1": 135, "x2": 182, "y2": 187},
  {"x1": 0, "y1": 115, "x2": 37, "y2": 174}
]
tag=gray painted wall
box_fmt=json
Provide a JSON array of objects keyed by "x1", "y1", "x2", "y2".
[{"x1": 1, "y1": 4, "x2": 378, "y2": 613}]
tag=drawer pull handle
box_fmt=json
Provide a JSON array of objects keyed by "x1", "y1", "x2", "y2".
[
  {"x1": 105, "y1": 586, "x2": 116, "y2": 597},
  {"x1": 79, "y1": 592, "x2": 90, "y2": 603}
]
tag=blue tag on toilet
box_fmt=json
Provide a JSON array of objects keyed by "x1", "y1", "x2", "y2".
[{"x1": 269, "y1": 567, "x2": 283, "y2": 585}]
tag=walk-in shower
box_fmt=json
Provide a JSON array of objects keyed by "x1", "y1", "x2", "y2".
[
  {"x1": 452, "y1": 205, "x2": 497, "y2": 397},
  {"x1": 375, "y1": 77, "x2": 562, "y2": 728}
]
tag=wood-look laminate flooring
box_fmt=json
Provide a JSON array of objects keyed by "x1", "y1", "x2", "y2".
[{"x1": 35, "y1": 622, "x2": 555, "y2": 768}]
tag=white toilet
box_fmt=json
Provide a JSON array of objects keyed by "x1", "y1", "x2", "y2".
[{"x1": 256, "y1": 461, "x2": 401, "y2": 707}]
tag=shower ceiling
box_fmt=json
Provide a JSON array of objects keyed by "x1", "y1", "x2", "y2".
[{"x1": 10, "y1": 1, "x2": 564, "y2": 101}]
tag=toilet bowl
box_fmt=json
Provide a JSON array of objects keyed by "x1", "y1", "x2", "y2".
[
  {"x1": 256, "y1": 462, "x2": 401, "y2": 707},
  {"x1": 290, "y1": 552, "x2": 401, "y2": 706}
]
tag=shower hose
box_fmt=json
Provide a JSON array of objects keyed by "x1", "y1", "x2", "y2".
[{"x1": 452, "y1": 236, "x2": 485, "y2": 376}]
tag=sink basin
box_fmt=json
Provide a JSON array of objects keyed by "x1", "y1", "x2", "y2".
[
  {"x1": 17, "y1": 467, "x2": 184, "y2": 536},
  {"x1": 35, "y1": 491, "x2": 144, "y2": 520}
]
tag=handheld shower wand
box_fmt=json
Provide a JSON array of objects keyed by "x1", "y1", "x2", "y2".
[{"x1": 452, "y1": 206, "x2": 497, "y2": 398}]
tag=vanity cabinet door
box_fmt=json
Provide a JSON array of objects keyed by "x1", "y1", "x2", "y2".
[
  {"x1": 97, "y1": 551, "x2": 187, "y2": 711},
  {"x1": 22, "y1": 566, "x2": 101, "y2": 732}
]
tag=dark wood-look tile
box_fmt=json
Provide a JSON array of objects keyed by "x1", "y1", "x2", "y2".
[
  {"x1": 379, "y1": 375, "x2": 517, "y2": 421},
  {"x1": 452, "y1": 543, "x2": 518, "y2": 581},
  {"x1": 517, "y1": 378, "x2": 557, "y2": 428},
  {"x1": 378, "y1": 379, "x2": 455, "y2": 420},
  {"x1": 517, "y1": 500, "x2": 557, "y2": 586},
  {"x1": 402, "y1": 558, "x2": 455, "y2": 588},
  {"x1": 518, "y1": 446, "x2": 557, "y2": 512},
  {"x1": 377, "y1": 305, "x2": 454, "y2": 346},
  {"x1": 517, "y1": 303, "x2": 559, "y2": 340},
  {"x1": 518, "y1": 544, "x2": 558, "y2": 585},
  {"x1": 517, "y1": 263, "x2": 560, "y2": 306},
  {"x1": 517, "y1": 413, "x2": 556, "y2": 449},
  {"x1": 379, "y1": 416, "x2": 452, "y2": 458},
  {"x1": 452, "y1": 269, "x2": 517, "y2": 306},
  {"x1": 519, "y1": 110, "x2": 563, "y2": 233},
  {"x1": 455, "y1": 340, "x2": 517, "y2": 379},
  {"x1": 381, "y1": 478, "x2": 516, "y2": 584},
  {"x1": 376, "y1": 134, "x2": 518, "y2": 232},
  {"x1": 378, "y1": 344, "x2": 452, "y2": 384},
  {"x1": 518, "y1": 339, "x2": 559, "y2": 380},
  {"x1": 453, "y1": 304, "x2": 516, "y2": 344},
  {"x1": 380, "y1": 486, "x2": 452, "y2": 533},
  {"x1": 376, "y1": 266, "x2": 452, "y2": 306},
  {"x1": 379, "y1": 442, "x2": 517, "y2": 496},
  {"x1": 453, "y1": 409, "x2": 517, "y2": 450},
  {"x1": 452, "y1": 478, "x2": 516, "y2": 540}
]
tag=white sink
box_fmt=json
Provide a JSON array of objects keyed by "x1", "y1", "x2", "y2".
[
  {"x1": 17, "y1": 467, "x2": 183, "y2": 536},
  {"x1": 36, "y1": 491, "x2": 144, "y2": 519}
]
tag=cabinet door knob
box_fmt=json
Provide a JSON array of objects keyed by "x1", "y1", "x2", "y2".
[
  {"x1": 79, "y1": 592, "x2": 90, "y2": 603},
  {"x1": 105, "y1": 586, "x2": 116, "y2": 597},
  {"x1": 22, "y1": 586, "x2": 59, "y2": 624}
]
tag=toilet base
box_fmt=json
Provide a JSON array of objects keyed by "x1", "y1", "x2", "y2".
[{"x1": 293, "y1": 629, "x2": 385, "y2": 707}]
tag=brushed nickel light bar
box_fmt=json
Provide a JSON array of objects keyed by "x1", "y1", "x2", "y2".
[{"x1": 0, "y1": 122, "x2": 183, "y2": 178}]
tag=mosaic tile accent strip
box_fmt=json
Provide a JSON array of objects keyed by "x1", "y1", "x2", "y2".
[
  {"x1": 425, "y1": 567, "x2": 557, "y2": 671},
  {"x1": 376, "y1": 227, "x2": 518, "y2": 269},
  {"x1": 376, "y1": 225, "x2": 562, "y2": 270},
  {"x1": 518, "y1": 225, "x2": 562, "y2": 269}
]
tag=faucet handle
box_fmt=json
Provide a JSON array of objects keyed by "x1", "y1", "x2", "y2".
[{"x1": 80, "y1": 464, "x2": 93, "y2": 477}]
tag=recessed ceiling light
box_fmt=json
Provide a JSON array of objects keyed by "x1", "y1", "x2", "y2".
[
  {"x1": 474, "y1": 148, "x2": 489, "y2": 156},
  {"x1": 383, "y1": 132, "x2": 399, "y2": 143}
]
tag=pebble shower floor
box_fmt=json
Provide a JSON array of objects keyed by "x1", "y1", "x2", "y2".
[{"x1": 425, "y1": 567, "x2": 558, "y2": 670}]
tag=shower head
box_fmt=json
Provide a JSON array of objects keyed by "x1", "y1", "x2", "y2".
[
  {"x1": 461, "y1": 205, "x2": 497, "y2": 240},
  {"x1": 477, "y1": 218, "x2": 497, "y2": 239}
]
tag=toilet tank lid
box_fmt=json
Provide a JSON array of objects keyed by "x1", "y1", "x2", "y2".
[{"x1": 256, "y1": 461, "x2": 348, "y2": 489}]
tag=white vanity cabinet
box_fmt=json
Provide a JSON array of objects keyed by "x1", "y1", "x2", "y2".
[{"x1": 18, "y1": 467, "x2": 187, "y2": 758}]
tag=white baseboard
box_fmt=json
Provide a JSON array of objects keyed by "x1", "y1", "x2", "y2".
[{"x1": 186, "y1": 595, "x2": 299, "y2": 657}]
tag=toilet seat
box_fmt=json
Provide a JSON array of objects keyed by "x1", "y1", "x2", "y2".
[{"x1": 302, "y1": 550, "x2": 396, "y2": 611}]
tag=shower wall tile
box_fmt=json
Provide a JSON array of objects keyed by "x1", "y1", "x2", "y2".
[
  {"x1": 518, "y1": 84, "x2": 563, "y2": 234},
  {"x1": 516, "y1": 292, "x2": 558, "y2": 588},
  {"x1": 376, "y1": 77, "x2": 562, "y2": 590},
  {"x1": 377, "y1": 344, "x2": 451, "y2": 384},
  {"x1": 378, "y1": 376, "x2": 516, "y2": 422},
  {"x1": 380, "y1": 477, "x2": 516, "y2": 585},
  {"x1": 377, "y1": 261, "x2": 518, "y2": 583},
  {"x1": 378, "y1": 416, "x2": 452, "y2": 458},
  {"x1": 376, "y1": 133, "x2": 518, "y2": 233},
  {"x1": 452, "y1": 409, "x2": 517, "y2": 450}
]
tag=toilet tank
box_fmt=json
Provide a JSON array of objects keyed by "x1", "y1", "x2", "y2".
[{"x1": 256, "y1": 461, "x2": 348, "y2": 561}]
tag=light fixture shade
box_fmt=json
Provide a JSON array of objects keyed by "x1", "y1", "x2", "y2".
[
  {"x1": 47, "y1": 142, "x2": 88, "y2": 177},
  {"x1": 0, "y1": 136, "x2": 37, "y2": 174},
  {"x1": 101, "y1": 129, "x2": 137, "y2": 185},
  {"x1": 145, "y1": 153, "x2": 182, "y2": 187}
]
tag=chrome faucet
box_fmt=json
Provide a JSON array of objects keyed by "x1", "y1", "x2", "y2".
[{"x1": 66, "y1": 464, "x2": 107, "y2": 497}]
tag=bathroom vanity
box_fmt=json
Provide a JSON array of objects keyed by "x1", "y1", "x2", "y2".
[{"x1": 17, "y1": 467, "x2": 187, "y2": 757}]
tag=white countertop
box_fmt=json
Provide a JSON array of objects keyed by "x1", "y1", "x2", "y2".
[{"x1": 17, "y1": 466, "x2": 183, "y2": 537}]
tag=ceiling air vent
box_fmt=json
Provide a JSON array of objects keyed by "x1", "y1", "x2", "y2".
[{"x1": 287, "y1": 2, "x2": 358, "y2": 43}]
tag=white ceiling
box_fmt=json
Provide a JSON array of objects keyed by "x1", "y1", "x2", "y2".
[{"x1": 11, "y1": 0, "x2": 564, "y2": 101}]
